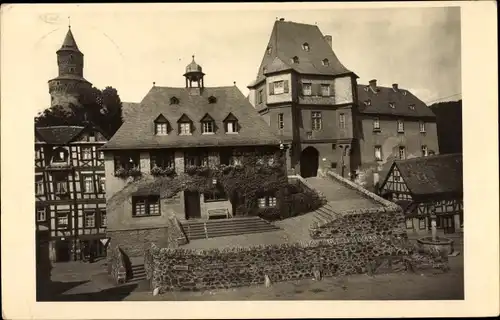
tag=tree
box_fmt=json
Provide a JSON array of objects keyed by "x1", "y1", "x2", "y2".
[{"x1": 35, "y1": 86, "x2": 124, "y2": 137}]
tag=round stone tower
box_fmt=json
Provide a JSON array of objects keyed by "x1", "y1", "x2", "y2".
[{"x1": 48, "y1": 26, "x2": 92, "y2": 108}]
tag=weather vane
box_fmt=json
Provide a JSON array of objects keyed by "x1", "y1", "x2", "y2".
[{"x1": 68, "y1": 16, "x2": 71, "y2": 28}]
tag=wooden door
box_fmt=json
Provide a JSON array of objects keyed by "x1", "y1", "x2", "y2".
[{"x1": 184, "y1": 191, "x2": 201, "y2": 220}]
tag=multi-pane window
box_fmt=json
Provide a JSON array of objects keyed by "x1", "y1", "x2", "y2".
[
  {"x1": 226, "y1": 121, "x2": 237, "y2": 133},
  {"x1": 311, "y1": 111, "x2": 322, "y2": 131},
  {"x1": 114, "y1": 153, "x2": 140, "y2": 171},
  {"x1": 321, "y1": 84, "x2": 330, "y2": 96},
  {"x1": 101, "y1": 211, "x2": 107, "y2": 227},
  {"x1": 185, "y1": 151, "x2": 209, "y2": 167},
  {"x1": 397, "y1": 119, "x2": 404, "y2": 133},
  {"x1": 373, "y1": 117, "x2": 380, "y2": 130},
  {"x1": 83, "y1": 175, "x2": 94, "y2": 193},
  {"x1": 419, "y1": 218, "x2": 426, "y2": 230},
  {"x1": 81, "y1": 147, "x2": 92, "y2": 160},
  {"x1": 57, "y1": 213, "x2": 69, "y2": 229},
  {"x1": 421, "y1": 145, "x2": 429, "y2": 157},
  {"x1": 150, "y1": 151, "x2": 175, "y2": 169},
  {"x1": 202, "y1": 121, "x2": 215, "y2": 134},
  {"x1": 179, "y1": 122, "x2": 191, "y2": 135},
  {"x1": 302, "y1": 83, "x2": 312, "y2": 96},
  {"x1": 420, "y1": 121, "x2": 426, "y2": 133},
  {"x1": 405, "y1": 218, "x2": 413, "y2": 229},
  {"x1": 98, "y1": 151, "x2": 105, "y2": 160},
  {"x1": 132, "y1": 196, "x2": 161, "y2": 217},
  {"x1": 273, "y1": 81, "x2": 284, "y2": 95},
  {"x1": 36, "y1": 207, "x2": 46, "y2": 222},
  {"x1": 322, "y1": 59, "x2": 330, "y2": 66},
  {"x1": 258, "y1": 89, "x2": 263, "y2": 104},
  {"x1": 399, "y1": 146, "x2": 406, "y2": 160},
  {"x1": 339, "y1": 113, "x2": 345, "y2": 129},
  {"x1": 155, "y1": 122, "x2": 168, "y2": 135},
  {"x1": 258, "y1": 195, "x2": 277, "y2": 208},
  {"x1": 98, "y1": 175, "x2": 106, "y2": 193},
  {"x1": 85, "y1": 212, "x2": 95, "y2": 228},
  {"x1": 278, "y1": 113, "x2": 284, "y2": 130},
  {"x1": 374, "y1": 146, "x2": 382, "y2": 161},
  {"x1": 35, "y1": 175, "x2": 44, "y2": 195},
  {"x1": 53, "y1": 174, "x2": 68, "y2": 195}
]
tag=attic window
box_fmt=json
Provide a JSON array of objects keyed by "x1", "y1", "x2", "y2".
[
  {"x1": 364, "y1": 86, "x2": 369, "y2": 92},
  {"x1": 208, "y1": 96, "x2": 217, "y2": 104},
  {"x1": 170, "y1": 96, "x2": 179, "y2": 105},
  {"x1": 409, "y1": 104, "x2": 415, "y2": 110},
  {"x1": 291, "y1": 56, "x2": 299, "y2": 64},
  {"x1": 200, "y1": 113, "x2": 215, "y2": 134},
  {"x1": 52, "y1": 147, "x2": 69, "y2": 163},
  {"x1": 302, "y1": 43, "x2": 310, "y2": 52},
  {"x1": 322, "y1": 59, "x2": 330, "y2": 66},
  {"x1": 262, "y1": 66, "x2": 267, "y2": 73},
  {"x1": 267, "y1": 46, "x2": 272, "y2": 55},
  {"x1": 389, "y1": 102, "x2": 396, "y2": 109},
  {"x1": 223, "y1": 113, "x2": 239, "y2": 134},
  {"x1": 154, "y1": 114, "x2": 169, "y2": 135},
  {"x1": 402, "y1": 91, "x2": 407, "y2": 96},
  {"x1": 177, "y1": 114, "x2": 192, "y2": 135},
  {"x1": 364, "y1": 100, "x2": 371, "y2": 106}
]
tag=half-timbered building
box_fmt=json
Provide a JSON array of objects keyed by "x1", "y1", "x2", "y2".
[
  {"x1": 379, "y1": 153, "x2": 463, "y2": 235},
  {"x1": 35, "y1": 124, "x2": 109, "y2": 262}
]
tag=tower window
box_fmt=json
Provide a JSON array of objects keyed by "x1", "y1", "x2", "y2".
[
  {"x1": 278, "y1": 113, "x2": 284, "y2": 130},
  {"x1": 399, "y1": 146, "x2": 406, "y2": 159},
  {"x1": 389, "y1": 102, "x2": 396, "y2": 109},
  {"x1": 339, "y1": 113, "x2": 345, "y2": 129},
  {"x1": 267, "y1": 46, "x2": 272, "y2": 55},
  {"x1": 374, "y1": 146, "x2": 382, "y2": 161},
  {"x1": 321, "y1": 84, "x2": 330, "y2": 96},
  {"x1": 302, "y1": 43, "x2": 310, "y2": 51},
  {"x1": 322, "y1": 59, "x2": 330, "y2": 66},
  {"x1": 420, "y1": 121, "x2": 426, "y2": 133},
  {"x1": 373, "y1": 117, "x2": 380, "y2": 131},
  {"x1": 302, "y1": 83, "x2": 312, "y2": 96}
]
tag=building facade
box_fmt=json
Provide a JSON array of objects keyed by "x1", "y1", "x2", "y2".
[
  {"x1": 35, "y1": 124, "x2": 108, "y2": 262},
  {"x1": 247, "y1": 19, "x2": 439, "y2": 189},
  {"x1": 102, "y1": 57, "x2": 286, "y2": 257},
  {"x1": 378, "y1": 153, "x2": 463, "y2": 235}
]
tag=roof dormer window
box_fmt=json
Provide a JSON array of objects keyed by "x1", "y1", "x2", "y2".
[
  {"x1": 409, "y1": 104, "x2": 415, "y2": 110},
  {"x1": 266, "y1": 46, "x2": 272, "y2": 55},
  {"x1": 170, "y1": 96, "x2": 179, "y2": 105},
  {"x1": 291, "y1": 56, "x2": 299, "y2": 64},
  {"x1": 208, "y1": 96, "x2": 217, "y2": 104},
  {"x1": 154, "y1": 114, "x2": 169, "y2": 135},
  {"x1": 177, "y1": 114, "x2": 192, "y2": 135},
  {"x1": 402, "y1": 91, "x2": 407, "y2": 96},
  {"x1": 302, "y1": 43, "x2": 310, "y2": 51},
  {"x1": 364, "y1": 100, "x2": 371, "y2": 106},
  {"x1": 322, "y1": 58, "x2": 330, "y2": 66},
  {"x1": 262, "y1": 66, "x2": 267, "y2": 73},
  {"x1": 364, "y1": 86, "x2": 369, "y2": 92},
  {"x1": 223, "y1": 113, "x2": 239, "y2": 134},
  {"x1": 389, "y1": 102, "x2": 396, "y2": 109},
  {"x1": 200, "y1": 113, "x2": 215, "y2": 134}
]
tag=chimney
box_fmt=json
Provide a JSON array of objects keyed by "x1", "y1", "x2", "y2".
[
  {"x1": 369, "y1": 79, "x2": 377, "y2": 92},
  {"x1": 392, "y1": 83, "x2": 399, "y2": 91},
  {"x1": 324, "y1": 35, "x2": 332, "y2": 48}
]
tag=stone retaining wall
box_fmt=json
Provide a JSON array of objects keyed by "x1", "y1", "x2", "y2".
[
  {"x1": 108, "y1": 246, "x2": 127, "y2": 284},
  {"x1": 145, "y1": 235, "x2": 445, "y2": 293}
]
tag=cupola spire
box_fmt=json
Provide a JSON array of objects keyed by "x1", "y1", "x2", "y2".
[{"x1": 183, "y1": 54, "x2": 205, "y2": 90}]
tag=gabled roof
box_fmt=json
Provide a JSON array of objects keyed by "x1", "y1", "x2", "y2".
[
  {"x1": 383, "y1": 153, "x2": 463, "y2": 198},
  {"x1": 249, "y1": 20, "x2": 354, "y2": 87},
  {"x1": 103, "y1": 86, "x2": 281, "y2": 150},
  {"x1": 154, "y1": 114, "x2": 169, "y2": 123},
  {"x1": 35, "y1": 123, "x2": 108, "y2": 145},
  {"x1": 357, "y1": 84, "x2": 436, "y2": 118},
  {"x1": 200, "y1": 113, "x2": 214, "y2": 122}
]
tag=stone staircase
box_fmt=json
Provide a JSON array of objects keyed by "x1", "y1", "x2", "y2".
[
  {"x1": 181, "y1": 217, "x2": 280, "y2": 241},
  {"x1": 312, "y1": 202, "x2": 340, "y2": 226},
  {"x1": 129, "y1": 263, "x2": 146, "y2": 282}
]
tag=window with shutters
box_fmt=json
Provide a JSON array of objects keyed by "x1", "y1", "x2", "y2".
[
  {"x1": 321, "y1": 84, "x2": 330, "y2": 96},
  {"x1": 311, "y1": 111, "x2": 322, "y2": 131},
  {"x1": 302, "y1": 83, "x2": 312, "y2": 96},
  {"x1": 132, "y1": 196, "x2": 161, "y2": 217},
  {"x1": 278, "y1": 113, "x2": 284, "y2": 130}
]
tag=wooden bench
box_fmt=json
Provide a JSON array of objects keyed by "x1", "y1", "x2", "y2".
[{"x1": 207, "y1": 208, "x2": 230, "y2": 220}]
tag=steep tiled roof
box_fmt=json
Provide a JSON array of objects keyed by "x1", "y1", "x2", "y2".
[
  {"x1": 393, "y1": 153, "x2": 463, "y2": 197},
  {"x1": 249, "y1": 20, "x2": 354, "y2": 87},
  {"x1": 103, "y1": 86, "x2": 281, "y2": 150},
  {"x1": 357, "y1": 84, "x2": 436, "y2": 118},
  {"x1": 121, "y1": 102, "x2": 140, "y2": 123},
  {"x1": 35, "y1": 126, "x2": 85, "y2": 144},
  {"x1": 58, "y1": 27, "x2": 81, "y2": 53}
]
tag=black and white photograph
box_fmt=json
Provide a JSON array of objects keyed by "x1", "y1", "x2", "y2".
[{"x1": 1, "y1": 2, "x2": 498, "y2": 319}]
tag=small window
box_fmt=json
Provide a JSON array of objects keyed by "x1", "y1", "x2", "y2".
[
  {"x1": 53, "y1": 173, "x2": 69, "y2": 195},
  {"x1": 374, "y1": 146, "x2": 382, "y2": 161},
  {"x1": 35, "y1": 175, "x2": 44, "y2": 196},
  {"x1": 179, "y1": 122, "x2": 191, "y2": 135},
  {"x1": 373, "y1": 117, "x2": 380, "y2": 130},
  {"x1": 258, "y1": 195, "x2": 277, "y2": 208},
  {"x1": 155, "y1": 122, "x2": 168, "y2": 135},
  {"x1": 421, "y1": 145, "x2": 428, "y2": 157},
  {"x1": 321, "y1": 84, "x2": 330, "y2": 96},
  {"x1": 397, "y1": 119, "x2": 404, "y2": 133},
  {"x1": 98, "y1": 151, "x2": 105, "y2": 160},
  {"x1": 339, "y1": 113, "x2": 345, "y2": 129},
  {"x1": 81, "y1": 147, "x2": 92, "y2": 160},
  {"x1": 419, "y1": 218, "x2": 426, "y2": 230},
  {"x1": 405, "y1": 218, "x2": 413, "y2": 229},
  {"x1": 262, "y1": 67, "x2": 267, "y2": 74},
  {"x1": 98, "y1": 175, "x2": 106, "y2": 193},
  {"x1": 312, "y1": 111, "x2": 322, "y2": 131},
  {"x1": 85, "y1": 212, "x2": 95, "y2": 228},
  {"x1": 226, "y1": 121, "x2": 238, "y2": 133},
  {"x1": 389, "y1": 102, "x2": 396, "y2": 109},
  {"x1": 83, "y1": 175, "x2": 94, "y2": 193},
  {"x1": 278, "y1": 113, "x2": 284, "y2": 130},
  {"x1": 266, "y1": 46, "x2": 272, "y2": 55},
  {"x1": 322, "y1": 59, "x2": 329, "y2": 66},
  {"x1": 302, "y1": 43, "x2": 310, "y2": 51},
  {"x1": 52, "y1": 147, "x2": 68, "y2": 163},
  {"x1": 202, "y1": 121, "x2": 215, "y2": 134},
  {"x1": 402, "y1": 91, "x2": 407, "y2": 96},
  {"x1": 170, "y1": 97, "x2": 179, "y2": 105},
  {"x1": 364, "y1": 100, "x2": 371, "y2": 106},
  {"x1": 364, "y1": 87, "x2": 369, "y2": 92},
  {"x1": 101, "y1": 211, "x2": 107, "y2": 227},
  {"x1": 302, "y1": 83, "x2": 312, "y2": 96},
  {"x1": 36, "y1": 207, "x2": 46, "y2": 222},
  {"x1": 273, "y1": 80, "x2": 285, "y2": 95},
  {"x1": 409, "y1": 104, "x2": 415, "y2": 110},
  {"x1": 399, "y1": 146, "x2": 406, "y2": 160},
  {"x1": 57, "y1": 213, "x2": 69, "y2": 229},
  {"x1": 419, "y1": 121, "x2": 426, "y2": 133},
  {"x1": 208, "y1": 96, "x2": 217, "y2": 104},
  {"x1": 258, "y1": 89, "x2": 263, "y2": 104},
  {"x1": 291, "y1": 56, "x2": 299, "y2": 64},
  {"x1": 133, "y1": 196, "x2": 160, "y2": 217}
]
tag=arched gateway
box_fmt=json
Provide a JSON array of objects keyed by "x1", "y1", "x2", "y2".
[{"x1": 300, "y1": 147, "x2": 319, "y2": 178}]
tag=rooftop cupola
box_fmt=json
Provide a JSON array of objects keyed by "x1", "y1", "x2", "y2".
[{"x1": 183, "y1": 55, "x2": 205, "y2": 91}]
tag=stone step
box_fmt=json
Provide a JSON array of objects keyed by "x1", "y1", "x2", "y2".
[{"x1": 188, "y1": 227, "x2": 280, "y2": 240}]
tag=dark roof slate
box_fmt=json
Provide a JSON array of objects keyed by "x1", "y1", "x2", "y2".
[
  {"x1": 393, "y1": 153, "x2": 463, "y2": 197},
  {"x1": 58, "y1": 27, "x2": 81, "y2": 53},
  {"x1": 35, "y1": 126, "x2": 85, "y2": 144},
  {"x1": 357, "y1": 84, "x2": 436, "y2": 118},
  {"x1": 103, "y1": 86, "x2": 281, "y2": 150}
]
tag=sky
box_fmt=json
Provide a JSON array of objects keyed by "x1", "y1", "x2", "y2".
[{"x1": 1, "y1": 4, "x2": 462, "y2": 116}]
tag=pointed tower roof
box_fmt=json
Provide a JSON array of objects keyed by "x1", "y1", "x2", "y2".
[{"x1": 57, "y1": 27, "x2": 81, "y2": 53}]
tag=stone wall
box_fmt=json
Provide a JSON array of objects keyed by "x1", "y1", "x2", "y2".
[
  {"x1": 145, "y1": 235, "x2": 445, "y2": 293},
  {"x1": 108, "y1": 246, "x2": 127, "y2": 284}
]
